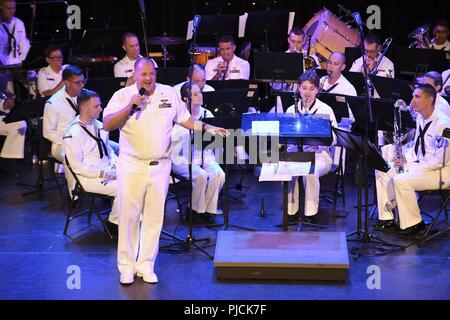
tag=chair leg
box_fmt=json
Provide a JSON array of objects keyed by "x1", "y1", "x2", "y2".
[
  {"x1": 88, "y1": 197, "x2": 95, "y2": 224},
  {"x1": 421, "y1": 195, "x2": 450, "y2": 241},
  {"x1": 172, "y1": 177, "x2": 184, "y2": 218},
  {"x1": 340, "y1": 167, "x2": 346, "y2": 207},
  {"x1": 64, "y1": 195, "x2": 75, "y2": 235}
]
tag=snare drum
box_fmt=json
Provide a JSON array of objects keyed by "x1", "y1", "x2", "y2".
[
  {"x1": 193, "y1": 47, "x2": 218, "y2": 65},
  {"x1": 304, "y1": 9, "x2": 361, "y2": 62}
]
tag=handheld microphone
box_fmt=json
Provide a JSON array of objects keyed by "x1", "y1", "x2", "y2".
[
  {"x1": 193, "y1": 15, "x2": 201, "y2": 31},
  {"x1": 131, "y1": 87, "x2": 146, "y2": 115}
]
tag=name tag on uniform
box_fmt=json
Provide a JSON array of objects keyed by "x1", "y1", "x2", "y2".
[
  {"x1": 230, "y1": 69, "x2": 240, "y2": 74},
  {"x1": 125, "y1": 69, "x2": 133, "y2": 73},
  {"x1": 159, "y1": 102, "x2": 172, "y2": 108},
  {"x1": 47, "y1": 78, "x2": 55, "y2": 81}
]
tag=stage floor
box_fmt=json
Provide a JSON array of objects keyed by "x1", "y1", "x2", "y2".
[{"x1": 0, "y1": 162, "x2": 449, "y2": 300}]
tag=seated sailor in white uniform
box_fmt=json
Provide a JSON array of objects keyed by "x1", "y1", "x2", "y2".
[
  {"x1": 285, "y1": 70, "x2": 338, "y2": 223},
  {"x1": 63, "y1": 89, "x2": 118, "y2": 229},
  {"x1": 170, "y1": 82, "x2": 225, "y2": 223},
  {"x1": 374, "y1": 83, "x2": 450, "y2": 236}
]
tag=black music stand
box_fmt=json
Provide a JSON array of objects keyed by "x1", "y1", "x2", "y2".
[
  {"x1": 195, "y1": 15, "x2": 240, "y2": 46},
  {"x1": 206, "y1": 79, "x2": 257, "y2": 91},
  {"x1": 342, "y1": 71, "x2": 366, "y2": 96},
  {"x1": 85, "y1": 77, "x2": 127, "y2": 106},
  {"x1": 370, "y1": 75, "x2": 415, "y2": 102},
  {"x1": 254, "y1": 52, "x2": 303, "y2": 83},
  {"x1": 395, "y1": 47, "x2": 448, "y2": 77},
  {"x1": 156, "y1": 67, "x2": 189, "y2": 86},
  {"x1": 244, "y1": 11, "x2": 291, "y2": 51},
  {"x1": 242, "y1": 112, "x2": 333, "y2": 231},
  {"x1": 201, "y1": 115, "x2": 255, "y2": 231},
  {"x1": 317, "y1": 92, "x2": 351, "y2": 123},
  {"x1": 203, "y1": 89, "x2": 252, "y2": 116},
  {"x1": 22, "y1": 40, "x2": 69, "y2": 70},
  {"x1": 333, "y1": 127, "x2": 405, "y2": 259}
]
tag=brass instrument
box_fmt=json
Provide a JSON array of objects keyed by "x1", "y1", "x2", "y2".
[
  {"x1": 303, "y1": 35, "x2": 317, "y2": 70},
  {"x1": 369, "y1": 37, "x2": 393, "y2": 75},
  {"x1": 408, "y1": 24, "x2": 433, "y2": 49}
]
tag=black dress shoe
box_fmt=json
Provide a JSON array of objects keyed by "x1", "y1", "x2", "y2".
[
  {"x1": 374, "y1": 219, "x2": 398, "y2": 232},
  {"x1": 400, "y1": 221, "x2": 425, "y2": 237},
  {"x1": 305, "y1": 214, "x2": 318, "y2": 224},
  {"x1": 184, "y1": 208, "x2": 203, "y2": 224}
]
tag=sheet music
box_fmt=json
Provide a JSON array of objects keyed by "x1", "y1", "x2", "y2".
[
  {"x1": 259, "y1": 163, "x2": 291, "y2": 182},
  {"x1": 251, "y1": 120, "x2": 280, "y2": 135},
  {"x1": 288, "y1": 12, "x2": 295, "y2": 34},
  {"x1": 276, "y1": 161, "x2": 311, "y2": 176},
  {"x1": 239, "y1": 13, "x2": 248, "y2": 38},
  {"x1": 186, "y1": 20, "x2": 193, "y2": 40}
]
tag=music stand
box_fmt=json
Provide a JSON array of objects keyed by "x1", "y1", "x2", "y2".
[
  {"x1": 395, "y1": 47, "x2": 448, "y2": 77},
  {"x1": 244, "y1": 11, "x2": 291, "y2": 51},
  {"x1": 317, "y1": 92, "x2": 351, "y2": 123},
  {"x1": 342, "y1": 71, "x2": 366, "y2": 96},
  {"x1": 333, "y1": 127, "x2": 404, "y2": 258},
  {"x1": 195, "y1": 14, "x2": 240, "y2": 46},
  {"x1": 242, "y1": 112, "x2": 332, "y2": 231},
  {"x1": 22, "y1": 39, "x2": 69, "y2": 70},
  {"x1": 156, "y1": 67, "x2": 189, "y2": 86},
  {"x1": 203, "y1": 89, "x2": 252, "y2": 116},
  {"x1": 201, "y1": 115, "x2": 255, "y2": 231},
  {"x1": 254, "y1": 52, "x2": 303, "y2": 83},
  {"x1": 85, "y1": 77, "x2": 127, "y2": 106},
  {"x1": 344, "y1": 47, "x2": 362, "y2": 72},
  {"x1": 370, "y1": 74, "x2": 414, "y2": 102},
  {"x1": 206, "y1": 79, "x2": 258, "y2": 91}
]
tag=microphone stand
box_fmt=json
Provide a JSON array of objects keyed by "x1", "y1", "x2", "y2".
[
  {"x1": 161, "y1": 18, "x2": 213, "y2": 259},
  {"x1": 138, "y1": 6, "x2": 149, "y2": 57},
  {"x1": 346, "y1": 13, "x2": 404, "y2": 259}
]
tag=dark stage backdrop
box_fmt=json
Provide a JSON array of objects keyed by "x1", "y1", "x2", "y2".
[{"x1": 14, "y1": 0, "x2": 450, "y2": 70}]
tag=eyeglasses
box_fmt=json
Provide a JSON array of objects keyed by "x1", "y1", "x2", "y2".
[
  {"x1": 48, "y1": 56, "x2": 63, "y2": 60},
  {"x1": 67, "y1": 78, "x2": 87, "y2": 86}
]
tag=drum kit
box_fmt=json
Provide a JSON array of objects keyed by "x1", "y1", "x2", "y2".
[{"x1": 303, "y1": 8, "x2": 361, "y2": 68}]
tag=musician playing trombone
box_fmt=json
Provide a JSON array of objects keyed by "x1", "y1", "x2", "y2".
[
  {"x1": 349, "y1": 33, "x2": 395, "y2": 78},
  {"x1": 374, "y1": 84, "x2": 450, "y2": 236}
]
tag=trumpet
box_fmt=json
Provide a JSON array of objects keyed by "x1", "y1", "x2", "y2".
[{"x1": 408, "y1": 24, "x2": 433, "y2": 49}]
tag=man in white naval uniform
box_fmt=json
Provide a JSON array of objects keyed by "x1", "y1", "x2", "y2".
[
  {"x1": 43, "y1": 65, "x2": 86, "y2": 163},
  {"x1": 103, "y1": 58, "x2": 229, "y2": 285},
  {"x1": 416, "y1": 71, "x2": 450, "y2": 117},
  {"x1": 430, "y1": 20, "x2": 450, "y2": 59},
  {"x1": 350, "y1": 33, "x2": 395, "y2": 78},
  {"x1": 171, "y1": 83, "x2": 225, "y2": 223},
  {"x1": 172, "y1": 64, "x2": 215, "y2": 102},
  {"x1": 0, "y1": 94, "x2": 26, "y2": 176},
  {"x1": 63, "y1": 89, "x2": 118, "y2": 230},
  {"x1": 442, "y1": 68, "x2": 450, "y2": 97},
  {"x1": 374, "y1": 83, "x2": 450, "y2": 236},
  {"x1": 113, "y1": 32, "x2": 157, "y2": 87},
  {"x1": 37, "y1": 45, "x2": 68, "y2": 97},
  {"x1": 205, "y1": 35, "x2": 250, "y2": 81},
  {"x1": 285, "y1": 70, "x2": 337, "y2": 223},
  {"x1": 0, "y1": 0, "x2": 30, "y2": 66}
]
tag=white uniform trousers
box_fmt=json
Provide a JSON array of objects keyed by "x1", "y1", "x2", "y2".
[
  {"x1": 375, "y1": 166, "x2": 450, "y2": 230},
  {"x1": 287, "y1": 152, "x2": 332, "y2": 216},
  {"x1": 77, "y1": 176, "x2": 118, "y2": 224},
  {"x1": 0, "y1": 119, "x2": 27, "y2": 158},
  {"x1": 116, "y1": 154, "x2": 171, "y2": 276},
  {"x1": 172, "y1": 161, "x2": 225, "y2": 214}
]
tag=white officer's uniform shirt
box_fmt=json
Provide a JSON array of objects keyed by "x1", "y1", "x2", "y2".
[
  {"x1": 0, "y1": 98, "x2": 27, "y2": 159},
  {"x1": 104, "y1": 83, "x2": 191, "y2": 276},
  {"x1": 285, "y1": 99, "x2": 337, "y2": 216},
  {"x1": 113, "y1": 55, "x2": 158, "y2": 78},
  {"x1": 436, "y1": 94, "x2": 450, "y2": 117},
  {"x1": 0, "y1": 17, "x2": 30, "y2": 65},
  {"x1": 37, "y1": 64, "x2": 68, "y2": 96},
  {"x1": 350, "y1": 55, "x2": 395, "y2": 78},
  {"x1": 376, "y1": 108, "x2": 450, "y2": 229},
  {"x1": 63, "y1": 116, "x2": 118, "y2": 224},
  {"x1": 205, "y1": 55, "x2": 250, "y2": 80},
  {"x1": 172, "y1": 81, "x2": 215, "y2": 103},
  {"x1": 43, "y1": 88, "x2": 78, "y2": 161},
  {"x1": 320, "y1": 74, "x2": 357, "y2": 97}
]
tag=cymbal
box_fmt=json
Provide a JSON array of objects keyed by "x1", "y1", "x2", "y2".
[{"x1": 147, "y1": 36, "x2": 186, "y2": 46}]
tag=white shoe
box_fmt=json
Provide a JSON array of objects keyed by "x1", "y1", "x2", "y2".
[
  {"x1": 136, "y1": 271, "x2": 158, "y2": 284},
  {"x1": 119, "y1": 272, "x2": 135, "y2": 285}
]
